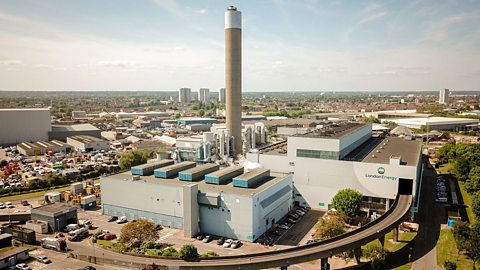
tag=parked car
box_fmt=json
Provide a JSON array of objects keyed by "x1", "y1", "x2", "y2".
[
  {"x1": 103, "y1": 233, "x2": 117, "y2": 240},
  {"x1": 78, "y1": 266, "x2": 96, "y2": 270},
  {"x1": 216, "y1": 237, "x2": 225, "y2": 245},
  {"x1": 15, "y1": 264, "x2": 31, "y2": 270},
  {"x1": 96, "y1": 233, "x2": 106, "y2": 240},
  {"x1": 278, "y1": 224, "x2": 289, "y2": 230},
  {"x1": 0, "y1": 203, "x2": 5, "y2": 209},
  {"x1": 196, "y1": 234, "x2": 204, "y2": 241},
  {"x1": 295, "y1": 211, "x2": 305, "y2": 217},
  {"x1": 287, "y1": 218, "x2": 297, "y2": 224},
  {"x1": 270, "y1": 230, "x2": 282, "y2": 236},
  {"x1": 288, "y1": 214, "x2": 299, "y2": 219},
  {"x1": 107, "y1": 216, "x2": 118, "y2": 222},
  {"x1": 223, "y1": 239, "x2": 233, "y2": 248},
  {"x1": 36, "y1": 255, "x2": 51, "y2": 264},
  {"x1": 305, "y1": 239, "x2": 316, "y2": 245},
  {"x1": 202, "y1": 235, "x2": 212, "y2": 243},
  {"x1": 231, "y1": 240, "x2": 242, "y2": 249},
  {"x1": 116, "y1": 216, "x2": 127, "y2": 224},
  {"x1": 6, "y1": 202, "x2": 14, "y2": 208}
]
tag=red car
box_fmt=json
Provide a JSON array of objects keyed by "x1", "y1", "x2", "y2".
[{"x1": 103, "y1": 233, "x2": 117, "y2": 240}]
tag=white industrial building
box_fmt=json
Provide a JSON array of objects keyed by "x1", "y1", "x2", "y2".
[
  {"x1": 0, "y1": 108, "x2": 52, "y2": 146},
  {"x1": 247, "y1": 122, "x2": 422, "y2": 211},
  {"x1": 390, "y1": 117, "x2": 479, "y2": 131},
  {"x1": 101, "y1": 164, "x2": 293, "y2": 242},
  {"x1": 66, "y1": 135, "x2": 110, "y2": 152}
]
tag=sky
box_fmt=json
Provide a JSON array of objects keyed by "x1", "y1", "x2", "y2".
[{"x1": 0, "y1": 0, "x2": 479, "y2": 92}]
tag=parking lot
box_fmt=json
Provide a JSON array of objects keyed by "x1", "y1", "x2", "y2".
[
  {"x1": 276, "y1": 209, "x2": 323, "y2": 246},
  {"x1": 78, "y1": 209, "x2": 276, "y2": 256}
]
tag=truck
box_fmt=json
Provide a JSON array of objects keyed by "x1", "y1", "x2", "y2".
[
  {"x1": 67, "y1": 227, "x2": 89, "y2": 241},
  {"x1": 41, "y1": 237, "x2": 67, "y2": 252}
]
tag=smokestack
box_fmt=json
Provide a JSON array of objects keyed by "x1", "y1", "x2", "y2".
[{"x1": 225, "y1": 6, "x2": 242, "y2": 156}]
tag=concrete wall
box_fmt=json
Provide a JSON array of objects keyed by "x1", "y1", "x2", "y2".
[
  {"x1": 252, "y1": 174, "x2": 293, "y2": 240},
  {"x1": 0, "y1": 109, "x2": 51, "y2": 146},
  {"x1": 101, "y1": 177, "x2": 184, "y2": 228},
  {"x1": 183, "y1": 184, "x2": 199, "y2": 237},
  {"x1": 199, "y1": 192, "x2": 253, "y2": 241},
  {"x1": 254, "y1": 153, "x2": 418, "y2": 210}
]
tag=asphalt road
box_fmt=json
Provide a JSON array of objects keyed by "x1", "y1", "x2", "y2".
[{"x1": 411, "y1": 164, "x2": 445, "y2": 270}]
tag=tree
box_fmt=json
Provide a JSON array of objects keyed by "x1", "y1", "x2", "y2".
[
  {"x1": 179, "y1": 244, "x2": 199, "y2": 259},
  {"x1": 162, "y1": 246, "x2": 179, "y2": 257},
  {"x1": 198, "y1": 109, "x2": 205, "y2": 117},
  {"x1": 119, "y1": 220, "x2": 158, "y2": 247},
  {"x1": 331, "y1": 188, "x2": 363, "y2": 218},
  {"x1": 473, "y1": 192, "x2": 480, "y2": 220},
  {"x1": 444, "y1": 260, "x2": 457, "y2": 270},
  {"x1": 363, "y1": 245, "x2": 387, "y2": 270},
  {"x1": 466, "y1": 167, "x2": 480, "y2": 194},
  {"x1": 119, "y1": 150, "x2": 148, "y2": 170},
  {"x1": 314, "y1": 214, "x2": 346, "y2": 241},
  {"x1": 453, "y1": 221, "x2": 470, "y2": 252},
  {"x1": 466, "y1": 222, "x2": 480, "y2": 269},
  {"x1": 364, "y1": 115, "x2": 381, "y2": 124}
]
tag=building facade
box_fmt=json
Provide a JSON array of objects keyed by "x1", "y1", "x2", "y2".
[
  {"x1": 179, "y1": 88, "x2": 192, "y2": 103},
  {"x1": 66, "y1": 135, "x2": 110, "y2": 152},
  {"x1": 199, "y1": 88, "x2": 210, "y2": 103},
  {"x1": 0, "y1": 108, "x2": 51, "y2": 146},
  {"x1": 219, "y1": 88, "x2": 226, "y2": 104},
  {"x1": 439, "y1": 88, "x2": 450, "y2": 104}
]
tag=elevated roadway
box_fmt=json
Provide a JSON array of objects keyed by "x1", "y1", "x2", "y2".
[{"x1": 76, "y1": 194, "x2": 412, "y2": 270}]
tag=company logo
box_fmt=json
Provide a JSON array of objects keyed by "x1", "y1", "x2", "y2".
[
  {"x1": 365, "y1": 167, "x2": 397, "y2": 181},
  {"x1": 378, "y1": 167, "x2": 385, "y2": 175}
]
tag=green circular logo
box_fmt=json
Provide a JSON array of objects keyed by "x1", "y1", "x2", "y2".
[{"x1": 378, "y1": 167, "x2": 385, "y2": 174}]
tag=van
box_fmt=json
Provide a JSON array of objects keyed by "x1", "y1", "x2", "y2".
[{"x1": 116, "y1": 216, "x2": 128, "y2": 224}]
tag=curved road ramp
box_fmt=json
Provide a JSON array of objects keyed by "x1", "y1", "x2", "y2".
[{"x1": 78, "y1": 194, "x2": 412, "y2": 270}]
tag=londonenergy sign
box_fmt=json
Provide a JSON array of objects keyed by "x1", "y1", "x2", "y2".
[{"x1": 365, "y1": 167, "x2": 398, "y2": 181}]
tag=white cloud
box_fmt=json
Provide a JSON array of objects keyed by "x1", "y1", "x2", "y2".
[
  {"x1": 0, "y1": 59, "x2": 23, "y2": 66},
  {"x1": 358, "y1": 11, "x2": 388, "y2": 25}
]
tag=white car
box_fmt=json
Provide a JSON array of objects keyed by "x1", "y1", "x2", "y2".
[
  {"x1": 15, "y1": 263, "x2": 31, "y2": 270},
  {"x1": 223, "y1": 239, "x2": 233, "y2": 248},
  {"x1": 5, "y1": 202, "x2": 14, "y2": 208},
  {"x1": 116, "y1": 216, "x2": 128, "y2": 224},
  {"x1": 278, "y1": 224, "x2": 289, "y2": 230},
  {"x1": 36, "y1": 255, "x2": 51, "y2": 264},
  {"x1": 0, "y1": 203, "x2": 5, "y2": 209}
]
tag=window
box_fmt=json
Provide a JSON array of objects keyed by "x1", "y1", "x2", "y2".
[
  {"x1": 296, "y1": 149, "x2": 339, "y2": 160},
  {"x1": 266, "y1": 219, "x2": 269, "y2": 226}
]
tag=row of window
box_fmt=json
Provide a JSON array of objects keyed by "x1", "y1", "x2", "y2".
[{"x1": 296, "y1": 149, "x2": 339, "y2": 160}]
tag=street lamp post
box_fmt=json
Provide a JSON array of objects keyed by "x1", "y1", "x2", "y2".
[{"x1": 56, "y1": 218, "x2": 59, "y2": 232}]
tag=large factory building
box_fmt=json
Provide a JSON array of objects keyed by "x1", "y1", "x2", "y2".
[
  {"x1": 247, "y1": 122, "x2": 423, "y2": 212},
  {"x1": 0, "y1": 108, "x2": 52, "y2": 146},
  {"x1": 101, "y1": 162, "x2": 293, "y2": 242}
]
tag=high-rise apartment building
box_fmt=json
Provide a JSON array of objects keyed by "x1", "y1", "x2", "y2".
[
  {"x1": 439, "y1": 88, "x2": 449, "y2": 104},
  {"x1": 179, "y1": 88, "x2": 192, "y2": 103},
  {"x1": 199, "y1": 88, "x2": 210, "y2": 103},
  {"x1": 219, "y1": 88, "x2": 226, "y2": 104}
]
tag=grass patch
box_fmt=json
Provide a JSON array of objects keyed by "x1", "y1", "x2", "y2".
[
  {"x1": 437, "y1": 229, "x2": 476, "y2": 269},
  {"x1": 437, "y1": 163, "x2": 454, "y2": 175},
  {"x1": 360, "y1": 230, "x2": 416, "y2": 270},
  {"x1": 0, "y1": 246, "x2": 14, "y2": 253},
  {"x1": 458, "y1": 181, "x2": 475, "y2": 223}
]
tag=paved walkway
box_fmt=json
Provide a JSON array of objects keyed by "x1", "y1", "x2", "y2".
[{"x1": 411, "y1": 163, "x2": 444, "y2": 270}]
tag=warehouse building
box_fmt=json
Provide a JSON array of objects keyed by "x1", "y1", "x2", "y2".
[
  {"x1": 17, "y1": 140, "x2": 72, "y2": 156},
  {"x1": 49, "y1": 123, "x2": 101, "y2": 141},
  {"x1": 390, "y1": 117, "x2": 479, "y2": 131},
  {"x1": 66, "y1": 135, "x2": 110, "y2": 152},
  {"x1": 101, "y1": 162, "x2": 293, "y2": 242},
  {"x1": 0, "y1": 108, "x2": 52, "y2": 146},
  {"x1": 31, "y1": 203, "x2": 78, "y2": 232},
  {"x1": 247, "y1": 122, "x2": 422, "y2": 212}
]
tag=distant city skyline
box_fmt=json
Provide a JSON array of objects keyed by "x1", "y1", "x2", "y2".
[{"x1": 0, "y1": 0, "x2": 479, "y2": 91}]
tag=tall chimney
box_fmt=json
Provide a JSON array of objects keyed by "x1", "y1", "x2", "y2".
[{"x1": 225, "y1": 6, "x2": 242, "y2": 156}]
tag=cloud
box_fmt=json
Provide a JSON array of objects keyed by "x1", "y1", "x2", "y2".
[
  {"x1": 423, "y1": 12, "x2": 480, "y2": 42},
  {"x1": 96, "y1": 60, "x2": 139, "y2": 68},
  {"x1": 194, "y1": 9, "x2": 208, "y2": 15},
  {"x1": 0, "y1": 59, "x2": 23, "y2": 66},
  {"x1": 358, "y1": 11, "x2": 388, "y2": 25}
]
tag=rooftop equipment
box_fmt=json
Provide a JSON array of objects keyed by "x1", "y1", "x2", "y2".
[
  {"x1": 154, "y1": 161, "x2": 196, "y2": 179},
  {"x1": 178, "y1": 163, "x2": 219, "y2": 181},
  {"x1": 232, "y1": 168, "x2": 270, "y2": 188},
  {"x1": 205, "y1": 166, "x2": 244, "y2": 185},
  {"x1": 131, "y1": 159, "x2": 175, "y2": 176}
]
